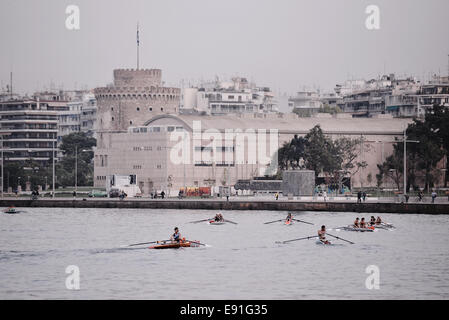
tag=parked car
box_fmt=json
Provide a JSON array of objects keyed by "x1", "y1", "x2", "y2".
[
  {"x1": 88, "y1": 190, "x2": 108, "y2": 198},
  {"x1": 108, "y1": 188, "x2": 121, "y2": 198}
]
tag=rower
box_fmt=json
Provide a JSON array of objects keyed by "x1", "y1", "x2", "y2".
[
  {"x1": 219, "y1": 213, "x2": 224, "y2": 222},
  {"x1": 286, "y1": 212, "x2": 292, "y2": 222},
  {"x1": 318, "y1": 225, "x2": 330, "y2": 244},
  {"x1": 370, "y1": 216, "x2": 376, "y2": 226},
  {"x1": 376, "y1": 216, "x2": 382, "y2": 224},
  {"x1": 170, "y1": 227, "x2": 182, "y2": 243},
  {"x1": 360, "y1": 217, "x2": 367, "y2": 228},
  {"x1": 353, "y1": 217, "x2": 360, "y2": 228},
  {"x1": 214, "y1": 214, "x2": 220, "y2": 222}
]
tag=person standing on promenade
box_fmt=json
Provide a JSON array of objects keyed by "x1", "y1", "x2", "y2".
[
  {"x1": 275, "y1": 192, "x2": 279, "y2": 200},
  {"x1": 357, "y1": 191, "x2": 362, "y2": 203},
  {"x1": 161, "y1": 191, "x2": 165, "y2": 199},
  {"x1": 362, "y1": 191, "x2": 367, "y2": 202},
  {"x1": 418, "y1": 191, "x2": 423, "y2": 202},
  {"x1": 431, "y1": 191, "x2": 437, "y2": 203}
]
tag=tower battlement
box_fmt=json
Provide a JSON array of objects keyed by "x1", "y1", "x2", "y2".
[
  {"x1": 113, "y1": 69, "x2": 162, "y2": 87},
  {"x1": 95, "y1": 67, "x2": 180, "y2": 132}
]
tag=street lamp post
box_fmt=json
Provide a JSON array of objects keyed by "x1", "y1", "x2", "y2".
[
  {"x1": 75, "y1": 146, "x2": 78, "y2": 194},
  {"x1": 74, "y1": 146, "x2": 89, "y2": 196},
  {"x1": 52, "y1": 140, "x2": 55, "y2": 198},
  {"x1": 0, "y1": 132, "x2": 12, "y2": 199},
  {"x1": 403, "y1": 129, "x2": 419, "y2": 197},
  {"x1": 1, "y1": 135, "x2": 3, "y2": 199}
]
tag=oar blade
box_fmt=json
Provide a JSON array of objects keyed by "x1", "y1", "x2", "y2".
[
  {"x1": 189, "y1": 218, "x2": 212, "y2": 224},
  {"x1": 326, "y1": 233, "x2": 354, "y2": 244},
  {"x1": 264, "y1": 219, "x2": 283, "y2": 224},
  {"x1": 126, "y1": 239, "x2": 170, "y2": 247},
  {"x1": 292, "y1": 219, "x2": 314, "y2": 225},
  {"x1": 278, "y1": 235, "x2": 318, "y2": 244}
]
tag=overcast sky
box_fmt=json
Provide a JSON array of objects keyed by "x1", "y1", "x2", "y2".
[{"x1": 1, "y1": 0, "x2": 449, "y2": 96}]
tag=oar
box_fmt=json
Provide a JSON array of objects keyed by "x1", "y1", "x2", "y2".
[
  {"x1": 326, "y1": 233, "x2": 354, "y2": 244},
  {"x1": 125, "y1": 240, "x2": 170, "y2": 247},
  {"x1": 224, "y1": 219, "x2": 238, "y2": 225},
  {"x1": 276, "y1": 235, "x2": 318, "y2": 244},
  {"x1": 188, "y1": 218, "x2": 212, "y2": 224},
  {"x1": 264, "y1": 219, "x2": 284, "y2": 224},
  {"x1": 381, "y1": 222, "x2": 395, "y2": 228},
  {"x1": 292, "y1": 219, "x2": 314, "y2": 225},
  {"x1": 328, "y1": 226, "x2": 347, "y2": 231},
  {"x1": 186, "y1": 240, "x2": 207, "y2": 246}
]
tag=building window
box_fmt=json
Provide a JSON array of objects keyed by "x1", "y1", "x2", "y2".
[
  {"x1": 137, "y1": 107, "x2": 140, "y2": 111},
  {"x1": 130, "y1": 121, "x2": 133, "y2": 125},
  {"x1": 156, "y1": 164, "x2": 162, "y2": 169},
  {"x1": 161, "y1": 107, "x2": 164, "y2": 111},
  {"x1": 149, "y1": 107, "x2": 152, "y2": 111},
  {"x1": 112, "y1": 117, "x2": 114, "y2": 121}
]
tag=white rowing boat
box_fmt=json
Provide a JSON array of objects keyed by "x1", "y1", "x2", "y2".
[
  {"x1": 341, "y1": 225, "x2": 375, "y2": 232},
  {"x1": 208, "y1": 220, "x2": 226, "y2": 225}
]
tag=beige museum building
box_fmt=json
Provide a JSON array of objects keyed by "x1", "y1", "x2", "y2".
[{"x1": 93, "y1": 68, "x2": 411, "y2": 196}]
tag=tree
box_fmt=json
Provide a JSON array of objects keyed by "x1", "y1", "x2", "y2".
[
  {"x1": 303, "y1": 125, "x2": 337, "y2": 178},
  {"x1": 57, "y1": 132, "x2": 96, "y2": 187},
  {"x1": 376, "y1": 145, "x2": 403, "y2": 191},
  {"x1": 407, "y1": 119, "x2": 444, "y2": 192},
  {"x1": 3, "y1": 161, "x2": 25, "y2": 191},
  {"x1": 332, "y1": 136, "x2": 368, "y2": 190},
  {"x1": 277, "y1": 125, "x2": 367, "y2": 192},
  {"x1": 424, "y1": 105, "x2": 449, "y2": 187},
  {"x1": 376, "y1": 105, "x2": 445, "y2": 192}
]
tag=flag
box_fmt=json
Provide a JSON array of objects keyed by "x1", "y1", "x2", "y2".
[{"x1": 137, "y1": 23, "x2": 140, "y2": 46}]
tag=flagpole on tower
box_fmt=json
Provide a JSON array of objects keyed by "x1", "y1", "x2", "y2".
[{"x1": 137, "y1": 22, "x2": 140, "y2": 70}]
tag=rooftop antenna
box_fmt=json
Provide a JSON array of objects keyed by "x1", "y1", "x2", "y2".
[{"x1": 136, "y1": 22, "x2": 140, "y2": 70}]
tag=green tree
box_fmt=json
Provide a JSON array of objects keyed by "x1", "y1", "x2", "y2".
[
  {"x1": 57, "y1": 132, "x2": 96, "y2": 187},
  {"x1": 303, "y1": 125, "x2": 338, "y2": 178},
  {"x1": 376, "y1": 106, "x2": 445, "y2": 192},
  {"x1": 425, "y1": 105, "x2": 449, "y2": 187},
  {"x1": 277, "y1": 126, "x2": 367, "y2": 191},
  {"x1": 3, "y1": 161, "x2": 25, "y2": 191},
  {"x1": 407, "y1": 119, "x2": 444, "y2": 192}
]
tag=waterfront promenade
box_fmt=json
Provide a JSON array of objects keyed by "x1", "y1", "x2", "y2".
[{"x1": 1, "y1": 196, "x2": 449, "y2": 214}]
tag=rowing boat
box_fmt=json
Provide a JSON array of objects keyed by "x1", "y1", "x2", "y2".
[
  {"x1": 3, "y1": 208, "x2": 20, "y2": 214},
  {"x1": 315, "y1": 240, "x2": 334, "y2": 246},
  {"x1": 284, "y1": 219, "x2": 293, "y2": 226},
  {"x1": 149, "y1": 240, "x2": 201, "y2": 249},
  {"x1": 341, "y1": 225, "x2": 375, "y2": 232},
  {"x1": 209, "y1": 220, "x2": 226, "y2": 225},
  {"x1": 315, "y1": 240, "x2": 344, "y2": 246}
]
